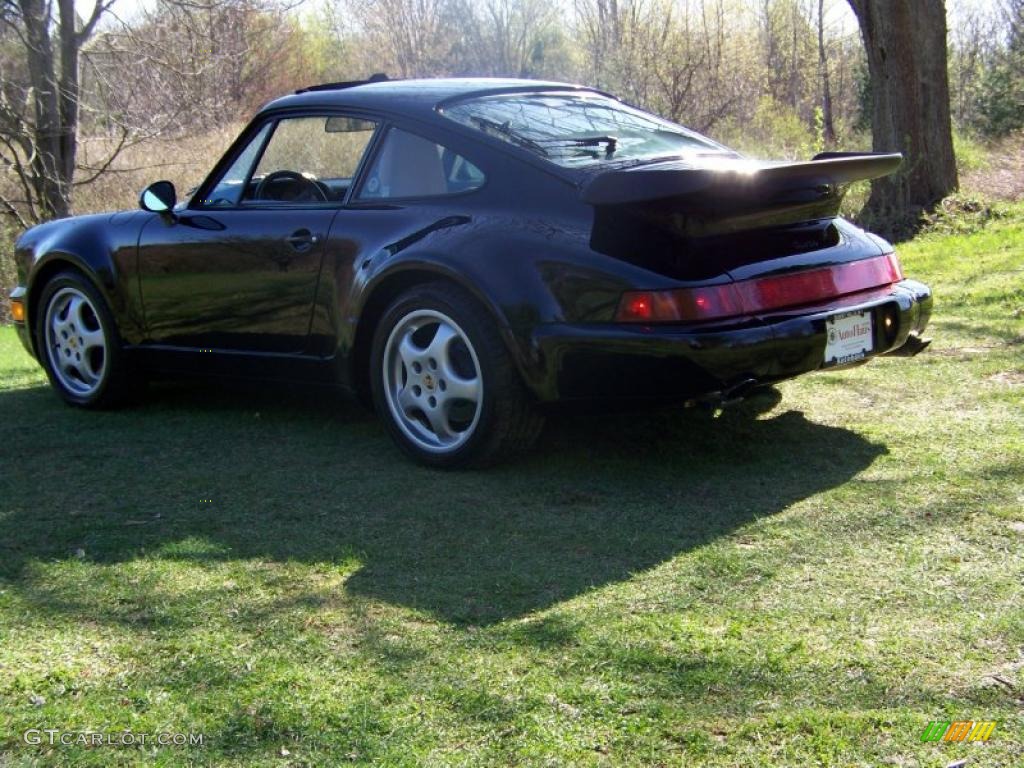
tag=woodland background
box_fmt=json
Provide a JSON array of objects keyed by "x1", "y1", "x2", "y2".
[{"x1": 1, "y1": 0, "x2": 1023, "y2": 319}]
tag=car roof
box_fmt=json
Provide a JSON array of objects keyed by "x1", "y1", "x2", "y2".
[{"x1": 259, "y1": 77, "x2": 603, "y2": 120}]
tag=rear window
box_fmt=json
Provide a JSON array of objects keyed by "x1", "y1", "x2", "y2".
[{"x1": 440, "y1": 92, "x2": 729, "y2": 168}]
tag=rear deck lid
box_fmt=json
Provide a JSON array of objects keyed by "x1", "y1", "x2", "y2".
[{"x1": 582, "y1": 152, "x2": 902, "y2": 283}]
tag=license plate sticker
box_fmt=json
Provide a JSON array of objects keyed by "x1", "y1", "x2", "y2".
[{"x1": 824, "y1": 310, "x2": 874, "y2": 365}]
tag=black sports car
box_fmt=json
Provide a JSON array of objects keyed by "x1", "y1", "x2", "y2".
[{"x1": 8, "y1": 77, "x2": 932, "y2": 467}]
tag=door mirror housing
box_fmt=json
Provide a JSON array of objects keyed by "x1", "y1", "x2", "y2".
[{"x1": 140, "y1": 181, "x2": 177, "y2": 216}]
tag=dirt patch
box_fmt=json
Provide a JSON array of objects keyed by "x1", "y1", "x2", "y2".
[
  {"x1": 930, "y1": 344, "x2": 1003, "y2": 358},
  {"x1": 963, "y1": 132, "x2": 1024, "y2": 202},
  {"x1": 987, "y1": 371, "x2": 1024, "y2": 386}
]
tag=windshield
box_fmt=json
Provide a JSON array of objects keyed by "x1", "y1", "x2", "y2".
[{"x1": 440, "y1": 92, "x2": 733, "y2": 168}]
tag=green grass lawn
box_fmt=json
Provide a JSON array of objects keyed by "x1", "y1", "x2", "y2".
[{"x1": 1, "y1": 211, "x2": 1022, "y2": 767}]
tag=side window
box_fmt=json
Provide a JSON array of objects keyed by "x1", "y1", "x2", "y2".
[
  {"x1": 245, "y1": 116, "x2": 378, "y2": 204},
  {"x1": 199, "y1": 116, "x2": 378, "y2": 207},
  {"x1": 357, "y1": 127, "x2": 485, "y2": 200},
  {"x1": 199, "y1": 123, "x2": 272, "y2": 207}
]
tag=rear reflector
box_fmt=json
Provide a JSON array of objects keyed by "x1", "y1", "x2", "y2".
[{"x1": 616, "y1": 252, "x2": 903, "y2": 323}]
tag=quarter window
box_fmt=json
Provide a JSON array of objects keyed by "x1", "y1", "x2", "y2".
[{"x1": 357, "y1": 127, "x2": 485, "y2": 200}]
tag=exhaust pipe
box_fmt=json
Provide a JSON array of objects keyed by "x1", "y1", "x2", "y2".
[
  {"x1": 687, "y1": 378, "x2": 760, "y2": 411},
  {"x1": 886, "y1": 334, "x2": 931, "y2": 357},
  {"x1": 721, "y1": 378, "x2": 760, "y2": 405}
]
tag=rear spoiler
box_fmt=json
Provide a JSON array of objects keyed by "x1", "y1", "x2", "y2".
[{"x1": 579, "y1": 152, "x2": 903, "y2": 207}]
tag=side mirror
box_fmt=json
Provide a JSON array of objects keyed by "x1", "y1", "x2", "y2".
[{"x1": 140, "y1": 181, "x2": 177, "y2": 216}]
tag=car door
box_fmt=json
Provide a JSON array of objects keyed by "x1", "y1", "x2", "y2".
[
  {"x1": 305, "y1": 125, "x2": 491, "y2": 358},
  {"x1": 137, "y1": 114, "x2": 379, "y2": 354}
]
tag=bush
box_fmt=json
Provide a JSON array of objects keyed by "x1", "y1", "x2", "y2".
[
  {"x1": 918, "y1": 194, "x2": 1009, "y2": 236},
  {"x1": 714, "y1": 96, "x2": 817, "y2": 160},
  {"x1": 978, "y1": 1, "x2": 1024, "y2": 136}
]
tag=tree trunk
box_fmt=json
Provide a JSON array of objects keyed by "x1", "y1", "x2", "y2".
[
  {"x1": 18, "y1": 0, "x2": 70, "y2": 219},
  {"x1": 14, "y1": 0, "x2": 98, "y2": 220},
  {"x1": 58, "y1": 0, "x2": 81, "y2": 197},
  {"x1": 847, "y1": 0, "x2": 958, "y2": 235}
]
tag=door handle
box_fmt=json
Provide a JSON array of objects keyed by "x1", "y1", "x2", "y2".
[{"x1": 286, "y1": 229, "x2": 318, "y2": 250}]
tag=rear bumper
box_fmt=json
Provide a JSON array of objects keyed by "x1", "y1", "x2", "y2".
[{"x1": 527, "y1": 278, "x2": 932, "y2": 402}]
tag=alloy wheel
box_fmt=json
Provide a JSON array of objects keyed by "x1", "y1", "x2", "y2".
[
  {"x1": 382, "y1": 309, "x2": 483, "y2": 454},
  {"x1": 44, "y1": 287, "x2": 108, "y2": 397}
]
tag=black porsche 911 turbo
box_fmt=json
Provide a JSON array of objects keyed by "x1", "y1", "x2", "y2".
[{"x1": 8, "y1": 76, "x2": 932, "y2": 467}]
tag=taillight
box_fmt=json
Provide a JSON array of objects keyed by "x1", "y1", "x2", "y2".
[
  {"x1": 615, "y1": 252, "x2": 903, "y2": 323},
  {"x1": 615, "y1": 287, "x2": 744, "y2": 322},
  {"x1": 885, "y1": 251, "x2": 904, "y2": 280},
  {"x1": 618, "y1": 292, "x2": 654, "y2": 321}
]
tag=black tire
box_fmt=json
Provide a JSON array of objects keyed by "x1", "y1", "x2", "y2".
[
  {"x1": 369, "y1": 281, "x2": 544, "y2": 468},
  {"x1": 34, "y1": 270, "x2": 137, "y2": 409}
]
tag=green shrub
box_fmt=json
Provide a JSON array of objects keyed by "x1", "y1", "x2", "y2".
[
  {"x1": 918, "y1": 194, "x2": 1009, "y2": 236},
  {"x1": 979, "y1": 40, "x2": 1024, "y2": 136},
  {"x1": 714, "y1": 96, "x2": 817, "y2": 160}
]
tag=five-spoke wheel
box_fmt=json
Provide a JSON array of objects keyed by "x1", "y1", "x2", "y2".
[
  {"x1": 383, "y1": 309, "x2": 483, "y2": 453},
  {"x1": 371, "y1": 282, "x2": 544, "y2": 467},
  {"x1": 44, "y1": 286, "x2": 108, "y2": 397},
  {"x1": 35, "y1": 270, "x2": 133, "y2": 408}
]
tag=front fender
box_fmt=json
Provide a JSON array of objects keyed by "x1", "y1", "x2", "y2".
[{"x1": 17, "y1": 211, "x2": 151, "y2": 347}]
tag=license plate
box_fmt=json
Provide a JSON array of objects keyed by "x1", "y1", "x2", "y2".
[{"x1": 824, "y1": 310, "x2": 873, "y2": 365}]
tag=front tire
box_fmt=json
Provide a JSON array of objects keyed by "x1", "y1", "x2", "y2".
[
  {"x1": 34, "y1": 270, "x2": 135, "y2": 408},
  {"x1": 370, "y1": 282, "x2": 544, "y2": 468}
]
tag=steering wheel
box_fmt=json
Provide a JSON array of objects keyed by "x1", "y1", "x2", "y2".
[{"x1": 254, "y1": 170, "x2": 329, "y2": 203}]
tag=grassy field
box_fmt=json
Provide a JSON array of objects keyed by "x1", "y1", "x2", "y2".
[{"x1": 1, "y1": 209, "x2": 1022, "y2": 767}]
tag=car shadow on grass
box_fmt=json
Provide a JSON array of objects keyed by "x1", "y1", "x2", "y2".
[{"x1": 0, "y1": 380, "x2": 885, "y2": 626}]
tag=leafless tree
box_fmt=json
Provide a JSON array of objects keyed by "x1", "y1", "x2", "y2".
[
  {"x1": 88, "y1": 0, "x2": 312, "y2": 131},
  {"x1": 0, "y1": 0, "x2": 116, "y2": 224},
  {"x1": 758, "y1": 0, "x2": 816, "y2": 116},
  {"x1": 0, "y1": 0, "x2": 310, "y2": 228},
  {"x1": 458, "y1": 0, "x2": 560, "y2": 77},
  {"x1": 344, "y1": 0, "x2": 462, "y2": 77},
  {"x1": 574, "y1": 0, "x2": 744, "y2": 132}
]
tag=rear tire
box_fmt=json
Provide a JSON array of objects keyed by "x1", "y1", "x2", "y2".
[
  {"x1": 370, "y1": 282, "x2": 544, "y2": 468},
  {"x1": 34, "y1": 270, "x2": 136, "y2": 409}
]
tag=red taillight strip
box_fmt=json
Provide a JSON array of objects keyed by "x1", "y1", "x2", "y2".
[{"x1": 616, "y1": 253, "x2": 903, "y2": 323}]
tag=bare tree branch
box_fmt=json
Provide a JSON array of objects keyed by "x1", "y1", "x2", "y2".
[
  {"x1": 70, "y1": 124, "x2": 128, "y2": 185},
  {"x1": 0, "y1": 191, "x2": 30, "y2": 228},
  {"x1": 76, "y1": 0, "x2": 116, "y2": 44}
]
